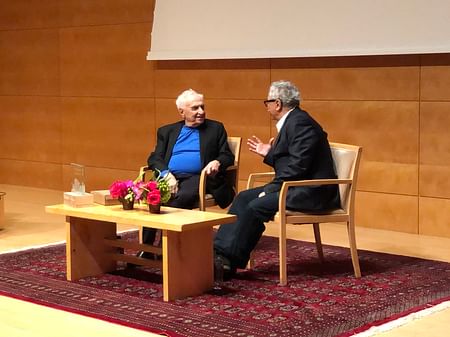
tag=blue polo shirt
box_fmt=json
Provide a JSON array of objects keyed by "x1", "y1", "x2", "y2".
[{"x1": 168, "y1": 126, "x2": 202, "y2": 175}]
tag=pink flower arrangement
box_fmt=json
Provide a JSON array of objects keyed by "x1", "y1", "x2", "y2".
[
  {"x1": 109, "y1": 170, "x2": 171, "y2": 206},
  {"x1": 144, "y1": 181, "x2": 162, "y2": 205},
  {"x1": 138, "y1": 173, "x2": 171, "y2": 206},
  {"x1": 109, "y1": 180, "x2": 140, "y2": 202}
]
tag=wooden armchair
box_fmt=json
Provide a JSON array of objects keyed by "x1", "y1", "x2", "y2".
[
  {"x1": 247, "y1": 142, "x2": 363, "y2": 285},
  {"x1": 199, "y1": 136, "x2": 241, "y2": 211},
  {"x1": 139, "y1": 136, "x2": 242, "y2": 211}
]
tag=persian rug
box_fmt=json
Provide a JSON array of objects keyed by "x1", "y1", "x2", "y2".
[{"x1": 1, "y1": 232, "x2": 449, "y2": 337}]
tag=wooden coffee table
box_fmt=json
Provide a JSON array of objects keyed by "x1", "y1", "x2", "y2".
[{"x1": 46, "y1": 203, "x2": 236, "y2": 301}]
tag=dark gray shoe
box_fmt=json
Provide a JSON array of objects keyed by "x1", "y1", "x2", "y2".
[{"x1": 214, "y1": 254, "x2": 236, "y2": 281}]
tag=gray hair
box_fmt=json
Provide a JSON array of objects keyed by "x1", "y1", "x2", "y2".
[
  {"x1": 175, "y1": 89, "x2": 204, "y2": 110},
  {"x1": 268, "y1": 80, "x2": 301, "y2": 108}
]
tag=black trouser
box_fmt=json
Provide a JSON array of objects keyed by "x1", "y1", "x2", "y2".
[
  {"x1": 142, "y1": 174, "x2": 200, "y2": 245},
  {"x1": 214, "y1": 186, "x2": 279, "y2": 269}
]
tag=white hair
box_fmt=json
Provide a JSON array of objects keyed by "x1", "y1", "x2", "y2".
[
  {"x1": 268, "y1": 80, "x2": 301, "y2": 108},
  {"x1": 175, "y1": 89, "x2": 204, "y2": 110}
]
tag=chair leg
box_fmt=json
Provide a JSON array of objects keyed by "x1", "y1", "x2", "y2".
[
  {"x1": 246, "y1": 251, "x2": 254, "y2": 270},
  {"x1": 347, "y1": 220, "x2": 361, "y2": 278},
  {"x1": 279, "y1": 222, "x2": 287, "y2": 286},
  {"x1": 312, "y1": 223, "x2": 324, "y2": 262}
]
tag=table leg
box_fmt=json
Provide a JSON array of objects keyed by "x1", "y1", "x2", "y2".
[
  {"x1": 162, "y1": 227, "x2": 213, "y2": 301},
  {"x1": 66, "y1": 216, "x2": 117, "y2": 281}
]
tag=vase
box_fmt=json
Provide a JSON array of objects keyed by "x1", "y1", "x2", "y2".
[
  {"x1": 148, "y1": 203, "x2": 161, "y2": 214},
  {"x1": 120, "y1": 198, "x2": 134, "y2": 210}
]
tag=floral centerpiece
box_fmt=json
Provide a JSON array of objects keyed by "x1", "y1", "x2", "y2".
[
  {"x1": 109, "y1": 180, "x2": 140, "y2": 209},
  {"x1": 109, "y1": 169, "x2": 171, "y2": 212},
  {"x1": 137, "y1": 170, "x2": 171, "y2": 213}
]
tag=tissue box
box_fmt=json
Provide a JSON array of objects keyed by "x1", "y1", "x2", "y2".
[
  {"x1": 91, "y1": 189, "x2": 120, "y2": 206},
  {"x1": 64, "y1": 192, "x2": 94, "y2": 207}
]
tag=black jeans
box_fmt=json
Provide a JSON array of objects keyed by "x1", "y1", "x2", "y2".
[
  {"x1": 214, "y1": 186, "x2": 279, "y2": 269},
  {"x1": 142, "y1": 174, "x2": 200, "y2": 245}
]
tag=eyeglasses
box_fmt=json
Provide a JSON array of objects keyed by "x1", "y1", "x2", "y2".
[{"x1": 263, "y1": 99, "x2": 277, "y2": 107}]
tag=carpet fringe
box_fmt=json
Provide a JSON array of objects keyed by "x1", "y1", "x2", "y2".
[
  {"x1": 352, "y1": 300, "x2": 450, "y2": 336},
  {"x1": 0, "y1": 229, "x2": 138, "y2": 255}
]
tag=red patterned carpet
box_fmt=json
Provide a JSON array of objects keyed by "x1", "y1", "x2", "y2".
[{"x1": 1, "y1": 232, "x2": 449, "y2": 337}]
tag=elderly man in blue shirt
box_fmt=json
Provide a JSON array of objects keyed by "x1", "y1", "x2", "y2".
[{"x1": 141, "y1": 89, "x2": 235, "y2": 257}]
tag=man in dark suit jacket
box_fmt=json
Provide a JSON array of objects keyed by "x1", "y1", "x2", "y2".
[
  {"x1": 214, "y1": 80, "x2": 340, "y2": 278},
  {"x1": 142, "y1": 89, "x2": 235, "y2": 250}
]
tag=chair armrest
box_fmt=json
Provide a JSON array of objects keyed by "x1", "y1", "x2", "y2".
[
  {"x1": 282, "y1": 178, "x2": 352, "y2": 188},
  {"x1": 139, "y1": 166, "x2": 150, "y2": 181},
  {"x1": 246, "y1": 172, "x2": 275, "y2": 189},
  {"x1": 278, "y1": 178, "x2": 352, "y2": 216},
  {"x1": 199, "y1": 164, "x2": 240, "y2": 211},
  {"x1": 199, "y1": 168, "x2": 208, "y2": 211}
]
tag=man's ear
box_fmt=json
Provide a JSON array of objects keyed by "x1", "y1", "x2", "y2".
[
  {"x1": 178, "y1": 108, "x2": 184, "y2": 118},
  {"x1": 276, "y1": 102, "x2": 283, "y2": 111}
]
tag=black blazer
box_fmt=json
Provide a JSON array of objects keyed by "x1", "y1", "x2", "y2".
[
  {"x1": 147, "y1": 119, "x2": 235, "y2": 208},
  {"x1": 263, "y1": 107, "x2": 340, "y2": 212}
]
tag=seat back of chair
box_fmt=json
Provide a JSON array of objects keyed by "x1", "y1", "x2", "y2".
[
  {"x1": 226, "y1": 136, "x2": 242, "y2": 191},
  {"x1": 330, "y1": 143, "x2": 362, "y2": 211},
  {"x1": 227, "y1": 137, "x2": 242, "y2": 167}
]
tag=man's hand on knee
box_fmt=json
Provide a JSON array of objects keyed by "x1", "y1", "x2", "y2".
[
  {"x1": 166, "y1": 172, "x2": 179, "y2": 194},
  {"x1": 204, "y1": 160, "x2": 221, "y2": 176}
]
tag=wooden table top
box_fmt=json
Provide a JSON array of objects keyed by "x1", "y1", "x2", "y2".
[{"x1": 46, "y1": 203, "x2": 236, "y2": 232}]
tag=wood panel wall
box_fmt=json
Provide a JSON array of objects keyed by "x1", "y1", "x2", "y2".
[{"x1": 0, "y1": 1, "x2": 449, "y2": 237}]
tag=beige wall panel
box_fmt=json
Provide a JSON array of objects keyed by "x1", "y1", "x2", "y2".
[
  {"x1": 271, "y1": 55, "x2": 420, "y2": 101},
  {"x1": 154, "y1": 99, "x2": 183, "y2": 128},
  {"x1": 60, "y1": 23, "x2": 153, "y2": 97},
  {"x1": 420, "y1": 102, "x2": 450, "y2": 164},
  {"x1": 59, "y1": 0, "x2": 154, "y2": 27},
  {"x1": 420, "y1": 54, "x2": 450, "y2": 101},
  {"x1": 355, "y1": 191, "x2": 418, "y2": 234},
  {"x1": 0, "y1": 159, "x2": 62, "y2": 189},
  {"x1": 420, "y1": 102, "x2": 450, "y2": 198},
  {"x1": 62, "y1": 164, "x2": 140, "y2": 192},
  {"x1": 237, "y1": 180, "x2": 248, "y2": 193},
  {"x1": 0, "y1": 29, "x2": 59, "y2": 96},
  {"x1": 420, "y1": 165, "x2": 450, "y2": 199},
  {"x1": 61, "y1": 97, "x2": 155, "y2": 170},
  {"x1": 419, "y1": 197, "x2": 450, "y2": 238},
  {"x1": 153, "y1": 59, "x2": 270, "y2": 99},
  {"x1": 0, "y1": 96, "x2": 61, "y2": 163},
  {"x1": 358, "y1": 161, "x2": 418, "y2": 195},
  {"x1": 302, "y1": 101, "x2": 419, "y2": 163},
  {"x1": 302, "y1": 100, "x2": 419, "y2": 194},
  {"x1": 0, "y1": 0, "x2": 59, "y2": 30}
]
